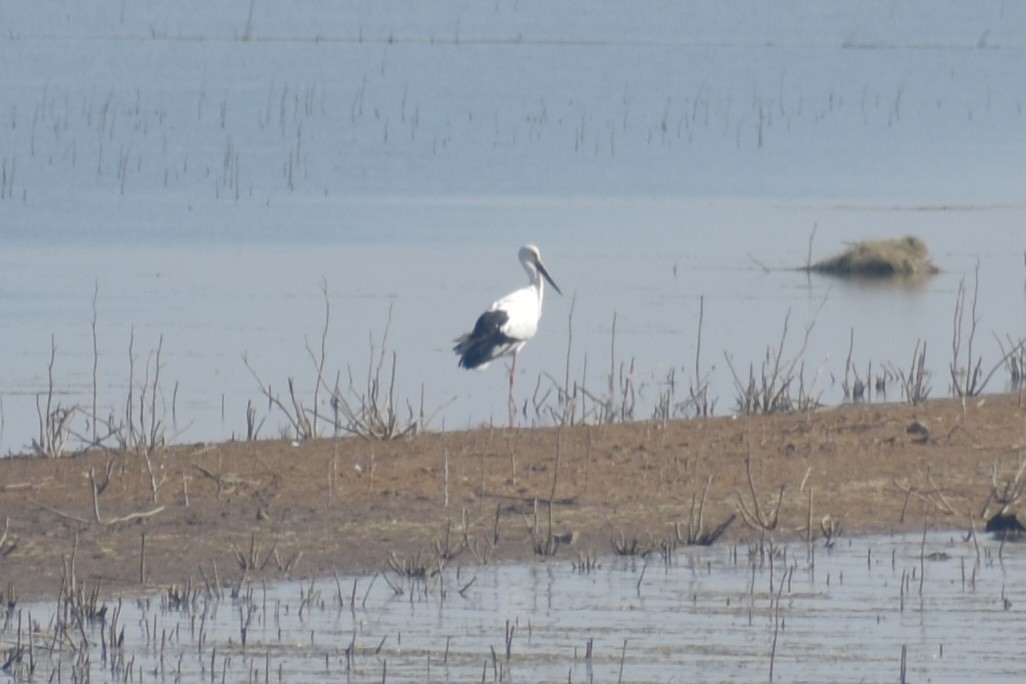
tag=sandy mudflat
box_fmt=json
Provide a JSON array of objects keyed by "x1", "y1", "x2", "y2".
[{"x1": 1, "y1": 393, "x2": 1023, "y2": 601}]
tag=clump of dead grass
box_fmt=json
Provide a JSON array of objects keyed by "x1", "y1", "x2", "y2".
[
  {"x1": 807, "y1": 235, "x2": 939, "y2": 278},
  {"x1": 244, "y1": 285, "x2": 450, "y2": 442}
]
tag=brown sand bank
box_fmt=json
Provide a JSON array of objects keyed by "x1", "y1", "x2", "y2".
[{"x1": 1, "y1": 394, "x2": 1023, "y2": 601}]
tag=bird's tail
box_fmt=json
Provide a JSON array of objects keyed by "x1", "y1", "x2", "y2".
[{"x1": 453, "y1": 334, "x2": 490, "y2": 369}]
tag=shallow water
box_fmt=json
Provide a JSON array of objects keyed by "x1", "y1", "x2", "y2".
[
  {"x1": 7, "y1": 531, "x2": 1024, "y2": 682},
  {"x1": 2, "y1": 202, "x2": 1024, "y2": 454}
]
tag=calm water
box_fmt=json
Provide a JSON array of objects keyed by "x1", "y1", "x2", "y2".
[
  {"x1": 3, "y1": 202, "x2": 1025, "y2": 453},
  {"x1": 4, "y1": 2, "x2": 1026, "y2": 452},
  {"x1": 9, "y1": 532, "x2": 1026, "y2": 682}
]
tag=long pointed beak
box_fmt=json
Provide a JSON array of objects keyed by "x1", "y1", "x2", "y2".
[{"x1": 537, "y1": 261, "x2": 562, "y2": 296}]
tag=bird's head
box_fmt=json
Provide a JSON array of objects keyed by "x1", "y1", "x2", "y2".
[{"x1": 519, "y1": 244, "x2": 562, "y2": 296}]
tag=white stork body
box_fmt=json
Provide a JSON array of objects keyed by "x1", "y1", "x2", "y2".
[{"x1": 454, "y1": 244, "x2": 561, "y2": 379}]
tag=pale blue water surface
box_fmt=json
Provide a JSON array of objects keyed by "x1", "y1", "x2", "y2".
[{"x1": 3, "y1": 1, "x2": 1025, "y2": 452}]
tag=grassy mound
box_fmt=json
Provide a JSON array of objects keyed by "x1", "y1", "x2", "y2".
[{"x1": 808, "y1": 236, "x2": 939, "y2": 277}]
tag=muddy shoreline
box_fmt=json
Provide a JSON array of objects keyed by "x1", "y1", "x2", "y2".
[{"x1": 1, "y1": 394, "x2": 1023, "y2": 602}]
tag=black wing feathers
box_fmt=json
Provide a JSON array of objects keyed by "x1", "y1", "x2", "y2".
[{"x1": 454, "y1": 310, "x2": 514, "y2": 369}]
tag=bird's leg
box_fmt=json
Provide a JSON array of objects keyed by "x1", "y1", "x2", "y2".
[{"x1": 507, "y1": 353, "x2": 517, "y2": 428}]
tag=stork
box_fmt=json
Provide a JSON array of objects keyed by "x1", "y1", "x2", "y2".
[{"x1": 454, "y1": 244, "x2": 562, "y2": 413}]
